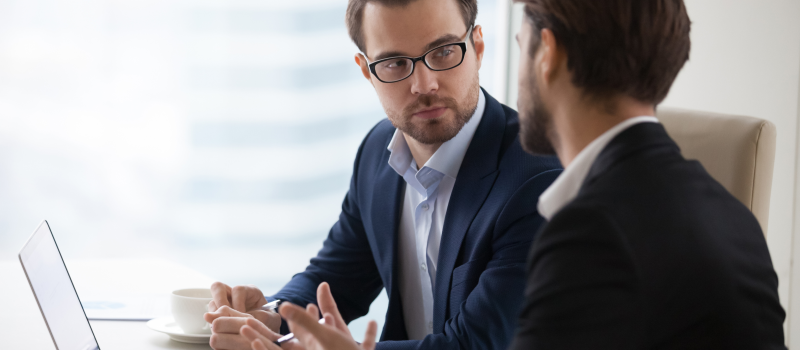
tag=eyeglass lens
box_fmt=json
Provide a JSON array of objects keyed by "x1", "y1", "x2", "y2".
[{"x1": 374, "y1": 44, "x2": 465, "y2": 82}]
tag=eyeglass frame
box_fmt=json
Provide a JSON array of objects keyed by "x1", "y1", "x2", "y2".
[{"x1": 363, "y1": 25, "x2": 475, "y2": 83}]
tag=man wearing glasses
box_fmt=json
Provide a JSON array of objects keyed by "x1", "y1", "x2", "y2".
[{"x1": 204, "y1": 0, "x2": 561, "y2": 349}]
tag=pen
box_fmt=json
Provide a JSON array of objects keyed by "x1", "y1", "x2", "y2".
[
  {"x1": 261, "y1": 300, "x2": 326, "y2": 344},
  {"x1": 261, "y1": 300, "x2": 282, "y2": 311},
  {"x1": 275, "y1": 318, "x2": 326, "y2": 344}
]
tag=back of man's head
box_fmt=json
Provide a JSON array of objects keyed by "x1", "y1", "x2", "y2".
[{"x1": 518, "y1": 0, "x2": 691, "y2": 105}]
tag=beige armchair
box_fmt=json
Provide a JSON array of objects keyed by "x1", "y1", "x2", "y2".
[{"x1": 656, "y1": 107, "x2": 776, "y2": 235}]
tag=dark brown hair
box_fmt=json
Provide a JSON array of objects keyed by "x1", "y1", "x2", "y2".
[
  {"x1": 517, "y1": 0, "x2": 691, "y2": 105},
  {"x1": 346, "y1": 0, "x2": 478, "y2": 55}
]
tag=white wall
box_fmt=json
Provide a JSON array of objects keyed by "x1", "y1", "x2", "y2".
[
  {"x1": 660, "y1": 1, "x2": 800, "y2": 344},
  {"x1": 502, "y1": 0, "x2": 800, "y2": 345}
]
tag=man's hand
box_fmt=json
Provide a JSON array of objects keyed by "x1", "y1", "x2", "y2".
[
  {"x1": 208, "y1": 282, "x2": 264, "y2": 314},
  {"x1": 207, "y1": 282, "x2": 281, "y2": 331},
  {"x1": 205, "y1": 282, "x2": 282, "y2": 349},
  {"x1": 240, "y1": 282, "x2": 378, "y2": 350}
]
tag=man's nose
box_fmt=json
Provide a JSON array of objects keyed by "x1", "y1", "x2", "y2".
[{"x1": 409, "y1": 60, "x2": 439, "y2": 95}]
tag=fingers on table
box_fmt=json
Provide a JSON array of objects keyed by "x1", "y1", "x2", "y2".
[
  {"x1": 211, "y1": 281, "x2": 233, "y2": 310},
  {"x1": 231, "y1": 285, "x2": 250, "y2": 312},
  {"x1": 206, "y1": 305, "x2": 250, "y2": 324},
  {"x1": 209, "y1": 331, "x2": 252, "y2": 350},
  {"x1": 243, "y1": 318, "x2": 281, "y2": 341},
  {"x1": 211, "y1": 316, "x2": 250, "y2": 334},
  {"x1": 247, "y1": 309, "x2": 275, "y2": 326},
  {"x1": 251, "y1": 338, "x2": 282, "y2": 350}
]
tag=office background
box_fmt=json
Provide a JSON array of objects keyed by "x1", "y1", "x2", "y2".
[
  {"x1": 1, "y1": 0, "x2": 800, "y2": 346},
  {"x1": 0, "y1": 0, "x2": 503, "y2": 338}
]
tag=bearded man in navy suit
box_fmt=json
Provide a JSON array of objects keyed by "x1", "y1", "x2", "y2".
[{"x1": 202, "y1": 0, "x2": 562, "y2": 349}]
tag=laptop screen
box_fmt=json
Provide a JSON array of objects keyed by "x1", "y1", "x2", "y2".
[{"x1": 19, "y1": 221, "x2": 100, "y2": 350}]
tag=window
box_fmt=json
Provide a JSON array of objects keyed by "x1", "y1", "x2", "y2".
[{"x1": 0, "y1": 0, "x2": 503, "y2": 337}]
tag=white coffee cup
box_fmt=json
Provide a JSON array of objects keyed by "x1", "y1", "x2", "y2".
[{"x1": 171, "y1": 288, "x2": 213, "y2": 334}]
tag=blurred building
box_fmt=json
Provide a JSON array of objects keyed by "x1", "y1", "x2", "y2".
[{"x1": 0, "y1": 0, "x2": 498, "y2": 336}]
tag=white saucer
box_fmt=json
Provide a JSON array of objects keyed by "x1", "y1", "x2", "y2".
[{"x1": 146, "y1": 316, "x2": 211, "y2": 344}]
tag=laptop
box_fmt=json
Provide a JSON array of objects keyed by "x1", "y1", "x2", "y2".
[{"x1": 19, "y1": 220, "x2": 101, "y2": 350}]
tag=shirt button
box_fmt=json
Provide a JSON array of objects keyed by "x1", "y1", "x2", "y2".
[
  {"x1": 421, "y1": 203, "x2": 429, "y2": 211},
  {"x1": 421, "y1": 263, "x2": 427, "y2": 271}
]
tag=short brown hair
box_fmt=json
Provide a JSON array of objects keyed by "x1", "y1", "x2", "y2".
[
  {"x1": 517, "y1": 0, "x2": 691, "y2": 105},
  {"x1": 346, "y1": 0, "x2": 478, "y2": 55}
]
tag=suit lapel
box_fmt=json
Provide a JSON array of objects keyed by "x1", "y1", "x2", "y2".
[
  {"x1": 371, "y1": 162, "x2": 405, "y2": 272},
  {"x1": 432, "y1": 91, "x2": 506, "y2": 331},
  {"x1": 370, "y1": 146, "x2": 407, "y2": 340}
]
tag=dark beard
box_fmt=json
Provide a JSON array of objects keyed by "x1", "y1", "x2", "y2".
[
  {"x1": 519, "y1": 75, "x2": 556, "y2": 155},
  {"x1": 388, "y1": 77, "x2": 480, "y2": 145}
]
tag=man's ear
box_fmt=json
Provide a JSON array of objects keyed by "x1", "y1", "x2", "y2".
[
  {"x1": 472, "y1": 25, "x2": 485, "y2": 68},
  {"x1": 354, "y1": 53, "x2": 372, "y2": 82},
  {"x1": 538, "y1": 28, "x2": 561, "y2": 87}
]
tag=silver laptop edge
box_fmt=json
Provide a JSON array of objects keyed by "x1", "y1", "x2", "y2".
[{"x1": 19, "y1": 220, "x2": 101, "y2": 350}]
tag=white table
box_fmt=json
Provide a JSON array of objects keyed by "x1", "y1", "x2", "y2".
[{"x1": 0, "y1": 259, "x2": 215, "y2": 349}]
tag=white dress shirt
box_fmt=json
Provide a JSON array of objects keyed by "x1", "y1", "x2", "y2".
[
  {"x1": 387, "y1": 89, "x2": 486, "y2": 340},
  {"x1": 537, "y1": 116, "x2": 659, "y2": 221}
]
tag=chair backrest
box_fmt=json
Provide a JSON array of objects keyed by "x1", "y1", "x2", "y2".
[{"x1": 656, "y1": 107, "x2": 776, "y2": 235}]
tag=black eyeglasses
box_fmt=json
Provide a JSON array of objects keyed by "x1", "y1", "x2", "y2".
[{"x1": 365, "y1": 26, "x2": 474, "y2": 83}]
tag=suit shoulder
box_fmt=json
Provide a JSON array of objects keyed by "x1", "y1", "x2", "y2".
[
  {"x1": 544, "y1": 201, "x2": 621, "y2": 238},
  {"x1": 495, "y1": 168, "x2": 562, "y2": 230},
  {"x1": 362, "y1": 118, "x2": 396, "y2": 148},
  {"x1": 501, "y1": 103, "x2": 519, "y2": 122},
  {"x1": 352, "y1": 118, "x2": 395, "y2": 165}
]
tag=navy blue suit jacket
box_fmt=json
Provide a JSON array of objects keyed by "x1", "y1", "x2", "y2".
[{"x1": 271, "y1": 90, "x2": 562, "y2": 349}]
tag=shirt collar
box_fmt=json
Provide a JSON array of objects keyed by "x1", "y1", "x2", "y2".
[
  {"x1": 388, "y1": 89, "x2": 486, "y2": 179},
  {"x1": 537, "y1": 116, "x2": 659, "y2": 221}
]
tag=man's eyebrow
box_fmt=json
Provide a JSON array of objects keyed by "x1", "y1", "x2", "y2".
[
  {"x1": 423, "y1": 34, "x2": 461, "y2": 52},
  {"x1": 373, "y1": 50, "x2": 406, "y2": 61},
  {"x1": 372, "y1": 34, "x2": 463, "y2": 61}
]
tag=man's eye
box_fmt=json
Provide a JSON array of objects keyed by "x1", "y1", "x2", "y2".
[
  {"x1": 434, "y1": 45, "x2": 457, "y2": 57},
  {"x1": 385, "y1": 59, "x2": 406, "y2": 69}
]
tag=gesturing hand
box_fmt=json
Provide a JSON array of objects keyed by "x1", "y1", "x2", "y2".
[{"x1": 240, "y1": 282, "x2": 378, "y2": 350}]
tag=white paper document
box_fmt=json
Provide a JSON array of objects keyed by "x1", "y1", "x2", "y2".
[
  {"x1": 81, "y1": 293, "x2": 171, "y2": 321},
  {"x1": 64, "y1": 259, "x2": 216, "y2": 321}
]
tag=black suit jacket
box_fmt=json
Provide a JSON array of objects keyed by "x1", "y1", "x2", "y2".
[{"x1": 511, "y1": 122, "x2": 785, "y2": 349}]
